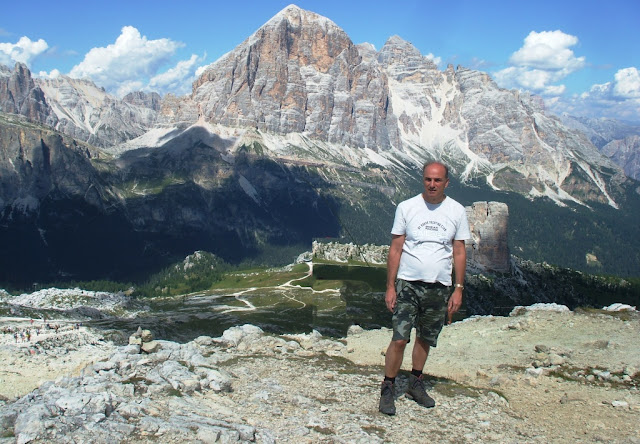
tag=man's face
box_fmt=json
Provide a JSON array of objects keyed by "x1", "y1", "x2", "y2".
[{"x1": 422, "y1": 164, "x2": 449, "y2": 204}]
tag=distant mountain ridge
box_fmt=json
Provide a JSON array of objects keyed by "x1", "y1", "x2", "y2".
[
  {"x1": 560, "y1": 114, "x2": 640, "y2": 180},
  {"x1": 1, "y1": 4, "x2": 639, "y2": 284}
]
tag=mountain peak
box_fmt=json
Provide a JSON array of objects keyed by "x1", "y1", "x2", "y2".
[
  {"x1": 276, "y1": 3, "x2": 303, "y2": 16},
  {"x1": 378, "y1": 34, "x2": 437, "y2": 70},
  {"x1": 263, "y1": 4, "x2": 345, "y2": 36}
]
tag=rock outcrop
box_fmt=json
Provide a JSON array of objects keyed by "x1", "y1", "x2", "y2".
[
  {"x1": 2, "y1": 308, "x2": 639, "y2": 443},
  {"x1": 0, "y1": 63, "x2": 55, "y2": 127},
  {"x1": 0, "y1": 114, "x2": 109, "y2": 215},
  {"x1": 312, "y1": 241, "x2": 388, "y2": 265},
  {"x1": 466, "y1": 201, "x2": 510, "y2": 273}
]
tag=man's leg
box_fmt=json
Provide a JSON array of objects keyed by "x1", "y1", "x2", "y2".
[
  {"x1": 405, "y1": 336, "x2": 435, "y2": 407},
  {"x1": 379, "y1": 339, "x2": 407, "y2": 415},
  {"x1": 380, "y1": 279, "x2": 417, "y2": 415},
  {"x1": 404, "y1": 285, "x2": 448, "y2": 409},
  {"x1": 411, "y1": 336, "x2": 430, "y2": 371},
  {"x1": 385, "y1": 339, "x2": 408, "y2": 378}
]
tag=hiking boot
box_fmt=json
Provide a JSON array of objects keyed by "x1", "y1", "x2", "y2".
[
  {"x1": 378, "y1": 380, "x2": 396, "y2": 415},
  {"x1": 405, "y1": 374, "x2": 435, "y2": 408}
]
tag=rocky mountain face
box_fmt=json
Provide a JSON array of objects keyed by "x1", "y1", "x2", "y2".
[
  {"x1": 560, "y1": 114, "x2": 640, "y2": 180},
  {"x1": 36, "y1": 76, "x2": 158, "y2": 148},
  {"x1": 192, "y1": 6, "x2": 397, "y2": 151},
  {"x1": 560, "y1": 114, "x2": 640, "y2": 148},
  {"x1": 0, "y1": 6, "x2": 631, "y2": 206},
  {"x1": 0, "y1": 64, "x2": 159, "y2": 148},
  {"x1": 601, "y1": 136, "x2": 640, "y2": 181},
  {"x1": 0, "y1": 114, "x2": 107, "y2": 213},
  {"x1": 0, "y1": 5, "x2": 639, "y2": 284},
  {"x1": 0, "y1": 63, "x2": 56, "y2": 128},
  {"x1": 189, "y1": 6, "x2": 626, "y2": 207}
]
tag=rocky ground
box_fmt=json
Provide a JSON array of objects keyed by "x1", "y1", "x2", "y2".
[{"x1": 0, "y1": 304, "x2": 639, "y2": 443}]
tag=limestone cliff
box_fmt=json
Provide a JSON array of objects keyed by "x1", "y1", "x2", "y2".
[
  {"x1": 466, "y1": 201, "x2": 510, "y2": 273},
  {"x1": 192, "y1": 5, "x2": 396, "y2": 151},
  {"x1": 0, "y1": 63, "x2": 56, "y2": 128}
]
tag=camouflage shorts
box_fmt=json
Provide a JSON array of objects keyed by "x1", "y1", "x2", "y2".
[{"x1": 391, "y1": 279, "x2": 450, "y2": 347}]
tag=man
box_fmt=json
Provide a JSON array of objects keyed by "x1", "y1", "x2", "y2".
[{"x1": 379, "y1": 161, "x2": 470, "y2": 415}]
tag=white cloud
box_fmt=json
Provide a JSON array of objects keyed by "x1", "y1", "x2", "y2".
[
  {"x1": 114, "y1": 80, "x2": 146, "y2": 98},
  {"x1": 468, "y1": 57, "x2": 492, "y2": 70},
  {"x1": 613, "y1": 67, "x2": 640, "y2": 99},
  {"x1": 148, "y1": 53, "x2": 205, "y2": 96},
  {"x1": 0, "y1": 36, "x2": 49, "y2": 67},
  {"x1": 509, "y1": 31, "x2": 585, "y2": 72},
  {"x1": 195, "y1": 64, "x2": 211, "y2": 78},
  {"x1": 493, "y1": 30, "x2": 639, "y2": 121},
  {"x1": 516, "y1": 68, "x2": 553, "y2": 90},
  {"x1": 543, "y1": 84, "x2": 566, "y2": 96},
  {"x1": 37, "y1": 69, "x2": 62, "y2": 79},
  {"x1": 425, "y1": 53, "x2": 442, "y2": 67},
  {"x1": 68, "y1": 26, "x2": 185, "y2": 97},
  {"x1": 494, "y1": 67, "x2": 568, "y2": 96},
  {"x1": 493, "y1": 30, "x2": 584, "y2": 96},
  {"x1": 546, "y1": 67, "x2": 640, "y2": 121}
]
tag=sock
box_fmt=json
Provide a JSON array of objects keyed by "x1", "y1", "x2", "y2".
[
  {"x1": 384, "y1": 376, "x2": 396, "y2": 384},
  {"x1": 411, "y1": 369, "x2": 422, "y2": 378}
]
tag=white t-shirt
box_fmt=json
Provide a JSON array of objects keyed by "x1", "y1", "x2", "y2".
[{"x1": 391, "y1": 194, "x2": 471, "y2": 286}]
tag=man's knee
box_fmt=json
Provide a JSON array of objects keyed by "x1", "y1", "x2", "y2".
[
  {"x1": 388, "y1": 339, "x2": 408, "y2": 353},
  {"x1": 415, "y1": 336, "x2": 431, "y2": 349}
]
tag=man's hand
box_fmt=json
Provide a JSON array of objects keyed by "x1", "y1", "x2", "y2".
[
  {"x1": 385, "y1": 287, "x2": 397, "y2": 312},
  {"x1": 447, "y1": 287, "x2": 463, "y2": 324}
]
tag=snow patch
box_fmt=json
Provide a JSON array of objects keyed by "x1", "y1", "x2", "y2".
[
  {"x1": 238, "y1": 175, "x2": 260, "y2": 204},
  {"x1": 602, "y1": 303, "x2": 636, "y2": 312},
  {"x1": 11, "y1": 196, "x2": 39, "y2": 214},
  {"x1": 107, "y1": 126, "x2": 182, "y2": 156}
]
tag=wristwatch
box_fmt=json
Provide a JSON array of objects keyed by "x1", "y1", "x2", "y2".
[{"x1": 454, "y1": 283, "x2": 464, "y2": 289}]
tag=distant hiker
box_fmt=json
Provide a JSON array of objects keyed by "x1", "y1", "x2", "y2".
[{"x1": 379, "y1": 161, "x2": 471, "y2": 415}]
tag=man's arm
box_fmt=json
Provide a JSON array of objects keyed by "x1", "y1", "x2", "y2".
[
  {"x1": 385, "y1": 234, "x2": 405, "y2": 312},
  {"x1": 447, "y1": 239, "x2": 466, "y2": 323}
]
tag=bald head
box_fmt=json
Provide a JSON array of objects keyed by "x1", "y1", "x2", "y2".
[{"x1": 423, "y1": 162, "x2": 449, "y2": 179}]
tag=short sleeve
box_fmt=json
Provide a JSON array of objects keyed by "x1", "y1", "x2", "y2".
[
  {"x1": 454, "y1": 206, "x2": 472, "y2": 241},
  {"x1": 390, "y1": 202, "x2": 406, "y2": 235}
]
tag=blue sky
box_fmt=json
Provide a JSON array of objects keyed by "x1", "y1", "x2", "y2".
[{"x1": 1, "y1": 0, "x2": 638, "y2": 122}]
